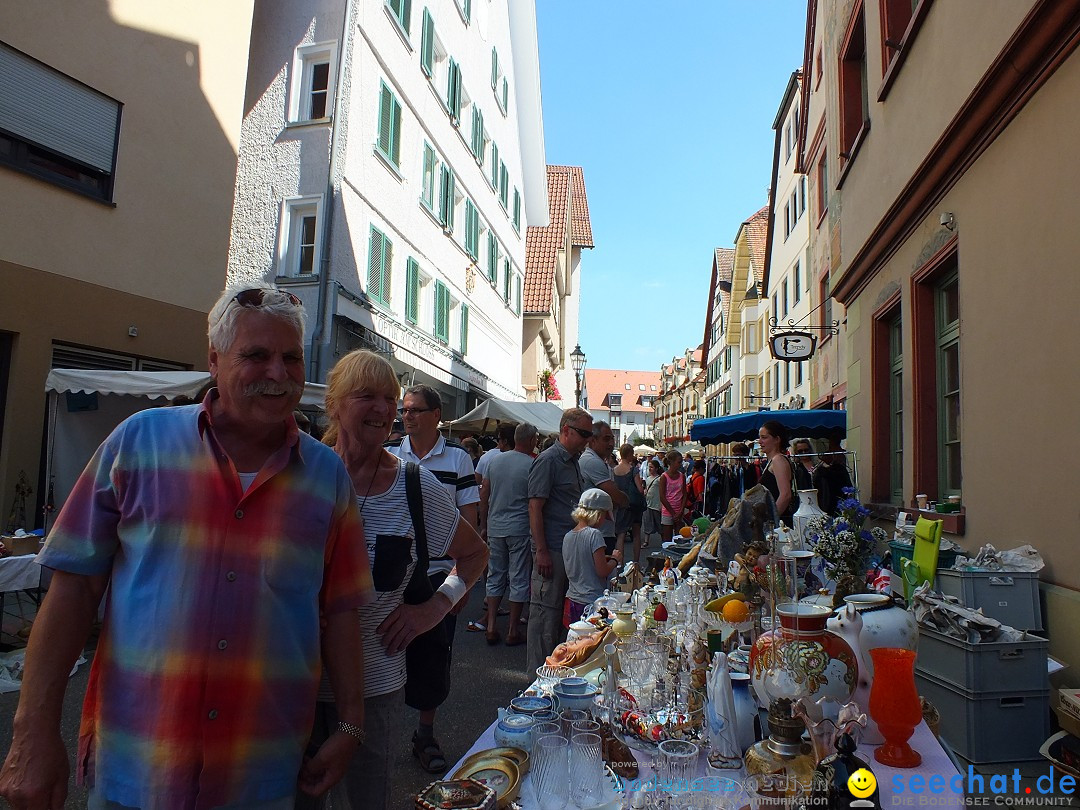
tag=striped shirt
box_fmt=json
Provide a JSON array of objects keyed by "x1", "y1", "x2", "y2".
[
  {"x1": 386, "y1": 434, "x2": 479, "y2": 575},
  {"x1": 318, "y1": 458, "x2": 459, "y2": 701},
  {"x1": 37, "y1": 397, "x2": 373, "y2": 810}
]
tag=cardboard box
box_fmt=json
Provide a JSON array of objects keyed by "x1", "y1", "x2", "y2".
[
  {"x1": 1059, "y1": 687, "x2": 1080, "y2": 720},
  {"x1": 1054, "y1": 706, "x2": 1080, "y2": 738},
  {"x1": 1, "y1": 534, "x2": 41, "y2": 557}
]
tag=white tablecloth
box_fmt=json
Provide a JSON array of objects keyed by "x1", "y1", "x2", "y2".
[
  {"x1": 450, "y1": 719, "x2": 964, "y2": 808},
  {"x1": 0, "y1": 554, "x2": 41, "y2": 593}
]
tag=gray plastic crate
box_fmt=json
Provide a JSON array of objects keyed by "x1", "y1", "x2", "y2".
[
  {"x1": 916, "y1": 669, "x2": 1049, "y2": 763},
  {"x1": 916, "y1": 626, "x2": 1048, "y2": 693},
  {"x1": 935, "y1": 568, "x2": 1042, "y2": 631}
]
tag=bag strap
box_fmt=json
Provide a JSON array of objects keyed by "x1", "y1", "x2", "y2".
[{"x1": 404, "y1": 461, "x2": 428, "y2": 568}]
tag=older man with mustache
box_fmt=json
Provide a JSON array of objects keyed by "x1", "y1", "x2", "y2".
[{"x1": 0, "y1": 283, "x2": 373, "y2": 810}]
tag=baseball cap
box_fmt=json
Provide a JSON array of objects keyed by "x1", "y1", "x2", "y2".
[{"x1": 577, "y1": 488, "x2": 613, "y2": 511}]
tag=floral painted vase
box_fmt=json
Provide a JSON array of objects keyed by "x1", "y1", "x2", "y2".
[
  {"x1": 841, "y1": 593, "x2": 918, "y2": 678},
  {"x1": 749, "y1": 603, "x2": 859, "y2": 709}
]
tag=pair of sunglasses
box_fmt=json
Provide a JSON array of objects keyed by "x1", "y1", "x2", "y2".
[{"x1": 232, "y1": 288, "x2": 302, "y2": 308}]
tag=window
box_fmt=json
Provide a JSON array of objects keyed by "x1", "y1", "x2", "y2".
[
  {"x1": 290, "y1": 43, "x2": 335, "y2": 122},
  {"x1": 499, "y1": 161, "x2": 509, "y2": 209},
  {"x1": 512, "y1": 188, "x2": 521, "y2": 231},
  {"x1": 445, "y1": 58, "x2": 462, "y2": 125},
  {"x1": 796, "y1": 360, "x2": 804, "y2": 386},
  {"x1": 406, "y1": 257, "x2": 420, "y2": 324},
  {"x1": 386, "y1": 0, "x2": 412, "y2": 35},
  {"x1": 773, "y1": 363, "x2": 780, "y2": 400},
  {"x1": 280, "y1": 196, "x2": 323, "y2": 276},
  {"x1": 503, "y1": 257, "x2": 511, "y2": 303},
  {"x1": 433, "y1": 280, "x2": 450, "y2": 343},
  {"x1": 490, "y1": 141, "x2": 499, "y2": 188},
  {"x1": 651, "y1": 385, "x2": 657, "y2": 391},
  {"x1": 487, "y1": 232, "x2": 499, "y2": 283},
  {"x1": 772, "y1": 294, "x2": 779, "y2": 320},
  {"x1": 793, "y1": 262, "x2": 802, "y2": 304},
  {"x1": 610, "y1": 394, "x2": 622, "y2": 407},
  {"x1": 799, "y1": 177, "x2": 807, "y2": 215},
  {"x1": 491, "y1": 47, "x2": 501, "y2": 90},
  {"x1": 821, "y1": 274, "x2": 833, "y2": 332},
  {"x1": 816, "y1": 150, "x2": 829, "y2": 219},
  {"x1": 376, "y1": 82, "x2": 402, "y2": 168},
  {"x1": 470, "y1": 106, "x2": 486, "y2": 164},
  {"x1": 784, "y1": 202, "x2": 791, "y2": 237},
  {"x1": 935, "y1": 271, "x2": 961, "y2": 497},
  {"x1": 782, "y1": 279, "x2": 789, "y2": 317},
  {"x1": 438, "y1": 165, "x2": 455, "y2": 231},
  {"x1": 464, "y1": 199, "x2": 479, "y2": 259},
  {"x1": 501, "y1": 77, "x2": 509, "y2": 112},
  {"x1": 420, "y1": 142, "x2": 437, "y2": 210},
  {"x1": 420, "y1": 8, "x2": 435, "y2": 76},
  {"x1": 491, "y1": 47, "x2": 509, "y2": 113},
  {"x1": 839, "y1": 2, "x2": 869, "y2": 160},
  {"x1": 367, "y1": 226, "x2": 393, "y2": 306},
  {"x1": 882, "y1": 0, "x2": 918, "y2": 63},
  {"x1": 639, "y1": 384, "x2": 646, "y2": 391},
  {"x1": 514, "y1": 275, "x2": 521, "y2": 315},
  {"x1": 890, "y1": 312, "x2": 904, "y2": 501},
  {"x1": 456, "y1": 0, "x2": 471, "y2": 24},
  {"x1": 784, "y1": 361, "x2": 790, "y2": 394},
  {"x1": 872, "y1": 297, "x2": 902, "y2": 503},
  {"x1": 460, "y1": 303, "x2": 469, "y2": 354},
  {"x1": 0, "y1": 42, "x2": 121, "y2": 201}
]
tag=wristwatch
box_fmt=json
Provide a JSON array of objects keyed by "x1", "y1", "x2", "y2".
[{"x1": 337, "y1": 720, "x2": 366, "y2": 744}]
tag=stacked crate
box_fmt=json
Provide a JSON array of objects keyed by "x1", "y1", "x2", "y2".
[{"x1": 915, "y1": 568, "x2": 1047, "y2": 763}]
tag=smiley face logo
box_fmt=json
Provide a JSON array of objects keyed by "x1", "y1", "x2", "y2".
[{"x1": 847, "y1": 768, "x2": 877, "y2": 798}]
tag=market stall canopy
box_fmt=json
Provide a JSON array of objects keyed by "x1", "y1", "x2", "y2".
[
  {"x1": 690, "y1": 409, "x2": 847, "y2": 444},
  {"x1": 45, "y1": 369, "x2": 326, "y2": 408},
  {"x1": 633, "y1": 444, "x2": 659, "y2": 456},
  {"x1": 444, "y1": 399, "x2": 565, "y2": 436}
]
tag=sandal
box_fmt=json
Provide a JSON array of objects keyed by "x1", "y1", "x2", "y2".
[
  {"x1": 466, "y1": 620, "x2": 485, "y2": 632},
  {"x1": 412, "y1": 732, "x2": 447, "y2": 774}
]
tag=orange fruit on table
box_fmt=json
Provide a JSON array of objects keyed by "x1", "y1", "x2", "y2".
[
  {"x1": 722, "y1": 599, "x2": 751, "y2": 624},
  {"x1": 679, "y1": 526, "x2": 693, "y2": 538}
]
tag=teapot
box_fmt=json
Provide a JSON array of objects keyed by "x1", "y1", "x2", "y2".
[{"x1": 494, "y1": 708, "x2": 537, "y2": 750}]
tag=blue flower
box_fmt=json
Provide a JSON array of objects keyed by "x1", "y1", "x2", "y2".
[
  {"x1": 841, "y1": 487, "x2": 856, "y2": 495},
  {"x1": 835, "y1": 521, "x2": 849, "y2": 533},
  {"x1": 859, "y1": 530, "x2": 873, "y2": 542}
]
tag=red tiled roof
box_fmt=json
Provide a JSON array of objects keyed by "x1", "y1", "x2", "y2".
[
  {"x1": 524, "y1": 166, "x2": 593, "y2": 314},
  {"x1": 691, "y1": 345, "x2": 703, "y2": 363},
  {"x1": 584, "y1": 369, "x2": 662, "y2": 413},
  {"x1": 744, "y1": 206, "x2": 769, "y2": 285}
]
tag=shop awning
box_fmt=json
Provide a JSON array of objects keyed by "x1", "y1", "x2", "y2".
[{"x1": 689, "y1": 409, "x2": 846, "y2": 444}]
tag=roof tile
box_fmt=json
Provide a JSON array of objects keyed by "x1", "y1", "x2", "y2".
[{"x1": 524, "y1": 166, "x2": 593, "y2": 314}]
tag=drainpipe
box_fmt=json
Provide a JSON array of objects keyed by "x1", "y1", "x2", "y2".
[{"x1": 310, "y1": 0, "x2": 356, "y2": 383}]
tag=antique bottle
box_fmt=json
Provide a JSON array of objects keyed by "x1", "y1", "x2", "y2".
[
  {"x1": 810, "y1": 732, "x2": 881, "y2": 810},
  {"x1": 744, "y1": 698, "x2": 817, "y2": 797}
]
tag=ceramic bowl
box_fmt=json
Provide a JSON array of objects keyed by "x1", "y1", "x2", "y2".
[
  {"x1": 552, "y1": 682, "x2": 599, "y2": 712},
  {"x1": 555, "y1": 676, "x2": 590, "y2": 695},
  {"x1": 567, "y1": 621, "x2": 595, "y2": 641},
  {"x1": 535, "y1": 664, "x2": 574, "y2": 692},
  {"x1": 509, "y1": 695, "x2": 553, "y2": 716}
]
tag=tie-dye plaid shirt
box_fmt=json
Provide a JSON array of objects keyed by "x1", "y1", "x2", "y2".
[{"x1": 37, "y1": 396, "x2": 372, "y2": 810}]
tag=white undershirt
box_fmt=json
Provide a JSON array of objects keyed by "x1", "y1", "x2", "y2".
[{"x1": 237, "y1": 472, "x2": 258, "y2": 493}]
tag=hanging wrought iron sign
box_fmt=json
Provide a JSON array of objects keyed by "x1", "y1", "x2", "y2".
[{"x1": 769, "y1": 330, "x2": 817, "y2": 361}]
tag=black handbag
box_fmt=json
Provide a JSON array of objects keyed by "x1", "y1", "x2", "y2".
[{"x1": 402, "y1": 462, "x2": 452, "y2": 711}]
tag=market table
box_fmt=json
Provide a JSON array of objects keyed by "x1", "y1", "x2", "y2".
[
  {"x1": 449, "y1": 718, "x2": 964, "y2": 808},
  {"x1": 0, "y1": 554, "x2": 42, "y2": 594}
]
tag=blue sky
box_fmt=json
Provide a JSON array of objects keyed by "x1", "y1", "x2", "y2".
[{"x1": 534, "y1": 1, "x2": 808, "y2": 373}]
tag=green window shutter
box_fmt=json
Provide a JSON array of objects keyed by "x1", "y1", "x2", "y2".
[
  {"x1": 499, "y1": 163, "x2": 508, "y2": 208},
  {"x1": 491, "y1": 47, "x2": 498, "y2": 89},
  {"x1": 434, "y1": 281, "x2": 449, "y2": 342},
  {"x1": 503, "y1": 258, "x2": 511, "y2": 302},
  {"x1": 501, "y1": 77, "x2": 508, "y2": 110},
  {"x1": 512, "y1": 188, "x2": 521, "y2": 230},
  {"x1": 391, "y1": 95, "x2": 401, "y2": 165},
  {"x1": 368, "y1": 227, "x2": 392, "y2": 305},
  {"x1": 367, "y1": 228, "x2": 383, "y2": 302},
  {"x1": 406, "y1": 257, "x2": 419, "y2": 323},
  {"x1": 446, "y1": 60, "x2": 461, "y2": 124},
  {"x1": 471, "y1": 107, "x2": 484, "y2": 159},
  {"x1": 515, "y1": 275, "x2": 521, "y2": 315},
  {"x1": 460, "y1": 303, "x2": 469, "y2": 354},
  {"x1": 490, "y1": 141, "x2": 499, "y2": 187},
  {"x1": 420, "y1": 9, "x2": 434, "y2": 76},
  {"x1": 439, "y1": 166, "x2": 455, "y2": 231},
  {"x1": 464, "y1": 199, "x2": 478, "y2": 259},
  {"x1": 401, "y1": 0, "x2": 413, "y2": 34},
  {"x1": 378, "y1": 84, "x2": 393, "y2": 161},
  {"x1": 463, "y1": 0, "x2": 471, "y2": 23},
  {"x1": 487, "y1": 233, "x2": 497, "y2": 282}
]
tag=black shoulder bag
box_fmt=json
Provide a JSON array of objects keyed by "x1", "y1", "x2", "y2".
[{"x1": 402, "y1": 461, "x2": 452, "y2": 711}]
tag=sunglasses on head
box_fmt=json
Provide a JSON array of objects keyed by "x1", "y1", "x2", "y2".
[
  {"x1": 232, "y1": 288, "x2": 302, "y2": 309},
  {"x1": 567, "y1": 425, "x2": 594, "y2": 439}
]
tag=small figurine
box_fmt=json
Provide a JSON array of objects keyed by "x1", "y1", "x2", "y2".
[{"x1": 733, "y1": 540, "x2": 769, "y2": 597}]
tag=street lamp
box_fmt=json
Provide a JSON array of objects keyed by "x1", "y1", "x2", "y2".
[{"x1": 570, "y1": 343, "x2": 586, "y2": 409}]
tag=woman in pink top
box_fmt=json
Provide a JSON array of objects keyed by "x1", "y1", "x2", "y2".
[{"x1": 659, "y1": 450, "x2": 686, "y2": 542}]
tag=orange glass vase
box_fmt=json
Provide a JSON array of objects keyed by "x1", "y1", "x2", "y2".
[{"x1": 868, "y1": 648, "x2": 922, "y2": 767}]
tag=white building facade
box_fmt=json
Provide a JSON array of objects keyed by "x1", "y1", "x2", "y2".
[
  {"x1": 229, "y1": 0, "x2": 547, "y2": 416},
  {"x1": 762, "y1": 71, "x2": 812, "y2": 412}
]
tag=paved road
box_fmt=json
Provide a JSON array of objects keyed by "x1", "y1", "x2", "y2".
[{"x1": 0, "y1": 584, "x2": 532, "y2": 808}]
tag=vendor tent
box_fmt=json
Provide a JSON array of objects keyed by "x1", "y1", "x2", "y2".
[
  {"x1": 633, "y1": 444, "x2": 659, "y2": 456},
  {"x1": 43, "y1": 370, "x2": 326, "y2": 524},
  {"x1": 444, "y1": 399, "x2": 564, "y2": 436},
  {"x1": 690, "y1": 409, "x2": 846, "y2": 444}
]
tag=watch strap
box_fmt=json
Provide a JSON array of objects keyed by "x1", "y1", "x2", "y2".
[{"x1": 337, "y1": 720, "x2": 365, "y2": 744}]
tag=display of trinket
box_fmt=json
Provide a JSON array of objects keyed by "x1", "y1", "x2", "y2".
[{"x1": 415, "y1": 778, "x2": 497, "y2": 810}]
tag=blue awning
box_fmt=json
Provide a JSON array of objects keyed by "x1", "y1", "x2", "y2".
[{"x1": 690, "y1": 409, "x2": 846, "y2": 444}]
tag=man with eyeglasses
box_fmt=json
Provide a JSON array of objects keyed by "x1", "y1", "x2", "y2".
[
  {"x1": 577, "y1": 421, "x2": 630, "y2": 555},
  {"x1": 525, "y1": 407, "x2": 595, "y2": 673},
  {"x1": 385, "y1": 384, "x2": 478, "y2": 775},
  {"x1": 0, "y1": 283, "x2": 373, "y2": 810}
]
